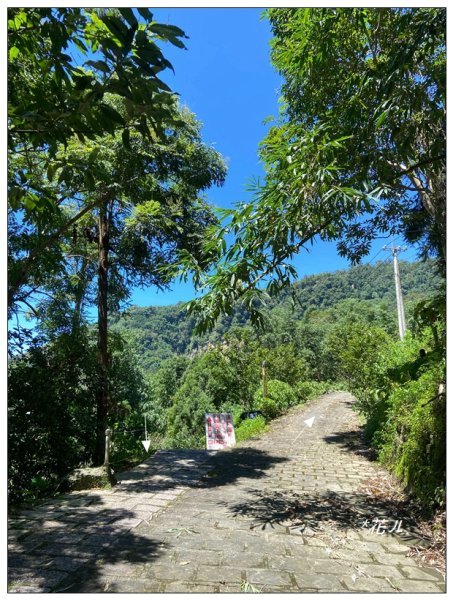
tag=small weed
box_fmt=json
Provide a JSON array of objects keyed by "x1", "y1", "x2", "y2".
[
  {"x1": 241, "y1": 580, "x2": 262, "y2": 593},
  {"x1": 166, "y1": 527, "x2": 200, "y2": 538}
]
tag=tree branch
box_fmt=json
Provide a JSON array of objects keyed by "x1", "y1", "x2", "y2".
[{"x1": 8, "y1": 196, "x2": 103, "y2": 306}]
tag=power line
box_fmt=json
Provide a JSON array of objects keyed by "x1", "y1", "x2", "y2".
[{"x1": 364, "y1": 248, "x2": 385, "y2": 265}]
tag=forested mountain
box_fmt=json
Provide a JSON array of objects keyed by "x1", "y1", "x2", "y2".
[{"x1": 111, "y1": 259, "x2": 441, "y2": 373}]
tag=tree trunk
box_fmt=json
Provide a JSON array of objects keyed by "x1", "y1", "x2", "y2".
[
  {"x1": 93, "y1": 199, "x2": 111, "y2": 465},
  {"x1": 71, "y1": 255, "x2": 88, "y2": 338}
]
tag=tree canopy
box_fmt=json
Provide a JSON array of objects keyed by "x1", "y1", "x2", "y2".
[
  {"x1": 8, "y1": 7, "x2": 191, "y2": 309},
  {"x1": 184, "y1": 7, "x2": 445, "y2": 332}
]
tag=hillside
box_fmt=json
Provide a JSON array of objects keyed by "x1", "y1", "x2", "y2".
[{"x1": 110, "y1": 259, "x2": 442, "y2": 373}]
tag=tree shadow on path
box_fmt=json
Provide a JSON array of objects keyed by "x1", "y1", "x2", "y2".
[
  {"x1": 8, "y1": 495, "x2": 167, "y2": 593},
  {"x1": 323, "y1": 428, "x2": 378, "y2": 461},
  {"x1": 224, "y1": 487, "x2": 429, "y2": 544},
  {"x1": 113, "y1": 448, "x2": 288, "y2": 494},
  {"x1": 194, "y1": 447, "x2": 289, "y2": 489}
]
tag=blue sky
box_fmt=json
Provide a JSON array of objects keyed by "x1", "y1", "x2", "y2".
[{"x1": 125, "y1": 7, "x2": 416, "y2": 308}]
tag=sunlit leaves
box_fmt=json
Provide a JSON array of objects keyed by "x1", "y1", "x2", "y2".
[
  {"x1": 186, "y1": 7, "x2": 445, "y2": 335},
  {"x1": 8, "y1": 7, "x2": 197, "y2": 308},
  {"x1": 8, "y1": 7, "x2": 188, "y2": 155}
]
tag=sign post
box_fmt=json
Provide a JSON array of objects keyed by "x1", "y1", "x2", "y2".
[
  {"x1": 104, "y1": 428, "x2": 112, "y2": 467},
  {"x1": 262, "y1": 360, "x2": 268, "y2": 399},
  {"x1": 142, "y1": 414, "x2": 151, "y2": 452}
]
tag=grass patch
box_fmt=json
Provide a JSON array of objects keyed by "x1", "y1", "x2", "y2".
[{"x1": 235, "y1": 415, "x2": 268, "y2": 442}]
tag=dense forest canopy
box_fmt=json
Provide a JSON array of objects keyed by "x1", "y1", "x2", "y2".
[{"x1": 110, "y1": 259, "x2": 441, "y2": 373}]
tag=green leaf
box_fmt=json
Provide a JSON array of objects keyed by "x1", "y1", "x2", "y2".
[
  {"x1": 9, "y1": 46, "x2": 20, "y2": 60},
  {"x1": 119, "y1": 8, "x2": 138, "y2": 28},
  {"x1": 375, "y1": 109, "x2": 390, "y2": 128},
  {"x1": 46, "y1": 163, "x2": 58, "y2": 182},
  {"x1": 88, "y1": 147, "x2": 101, "y2": 163},
  {"x1": 58, "y1": 166, "x2": 70, "y2": 184},
  {"x1": 99, "y1": 104, "x2": 125, "y2": 126},
  {"x1": 137, "y1": 8, "x2": 153, "y2": 22},
  {"x1": 85, "y1": 59, "x2": 111, "y2": 74},
  {"x1": 84, "y1": 169, "x2": 96, "y2": 188},
  {"x1": 101, "y1": 15, "x2": 129, "y2": 45},
  {"x1": 149, "y1": 23, "x2": 187, "y2": 48},
  {"x1": 23, "y1": 193, "x2": 37, "y2": 211}
]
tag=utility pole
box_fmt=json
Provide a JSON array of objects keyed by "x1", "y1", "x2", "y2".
[{"x1": 383, "y1": 244, "x2": 407, "y2": 340}]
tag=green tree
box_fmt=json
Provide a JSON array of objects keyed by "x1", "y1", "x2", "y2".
[
  {"x1": 183, "y1": 8, "x2": 445, "y2": 332},
  {"x1": 8, "y1": 7, "x2": 188, "y2": 307},
  {"x1": 265, "y1": 8, "x2": 445, "y2": 263},
  {"x1": 28, "y1": 108, "x2": 225, "y2": 464},
  {"x1": 8, "y1": 7, "x2": 228, "y2": 465},
  {"x1": 325, "y1": 322, "x2": 391, "y2": 394}
]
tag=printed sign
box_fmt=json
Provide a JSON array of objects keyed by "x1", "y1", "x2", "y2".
[{"x1": 205, "y1": 413, "x2": 236, "y2": 450}]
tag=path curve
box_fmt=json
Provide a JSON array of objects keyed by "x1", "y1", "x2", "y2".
[{"x1": 8, "y1": 392, "x2": 445, "y2": 592}]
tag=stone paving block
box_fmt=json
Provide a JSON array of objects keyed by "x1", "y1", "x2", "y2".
[
  {"x1": 8, "y1": 567, "x2": 68, "y2": 589},
  {"x1": 132, "y1": 503, "x2": 162, "y2": 514},
  {"x1": 357, "y1": 563, "x2": 403, "y2": 579},
  {"x1": 294, "y1": 572, "x2": 347, "y2": 591},
  {"x1": 340, "y1": 575, "x2": 395, "y2": 592},
  {"x1": 96, "y1": 561, "x2": 146, "y2": 578},
  {"x1": 399, "y1": 565, "x2": 445, "y2": 581},
  {"x1": 176, "y1": 549, "x2": 222, "y2": 566},
  {"x1": 22, "y1": 531, "x2": 86, "y2": 545},
  {"x1": 221, "y1": 550, "x2": 267, "y2": 568},
  {"x1": 145, "y1": 562, "x2": 197, "y2": 582},
  {"x1": 7, "y1": 553, "x2": 47, "y2": 569},
  {"x1": 287, "y1": 543, "x2": 335, "y2": 560},
  {"x1": 389, "y1": 578, "x2": 445, "y2": 593},
  {"x1": 302, "y1": 536, "x2": 329, "y2": 547},
  {"x1": 246, "y1": 568, "x2": 293, "y2": 588},
  {"x1": 196, "y1": 564, "x2": 244, "y2": 584},
  {"x1": 40, "y1": 556, "x2": 89, "y2": 573},
  {"x1": 8, "y1": 530, "x2": 38, "y2": 544},
  {"x1": 355, "y1": 539, "x2": 390, "y2": 553},
  {"x1": 31, "y1": 545, "x2": 97, "y2": 560},
  {"x1": 307, "y1": 557, "x2": 357, "y2": 576},
  {"x1": 384, "y1": 542, "x2": 414, "y2": 554},
  {"x1": 76, "y1": 533, "x2": 116, "y2": 547},
  {"x1": 370, "y1": 551, "x2": 418, "y2": 567},
  {"x1": 107, "y1": 577, "x2": 164, "y2": 592},
  {"x1": 109, "y1": 517, "x2": 143, "y2": 529},
  {"x1": 64, "y1": 577, "x2": 116, "y2": 593},
  {"x1": 268, "y1": 555, "x2": 312, "y2": 572},
  {"x1": 331, "y1": 549, "x2": 377, "y2": 565}
]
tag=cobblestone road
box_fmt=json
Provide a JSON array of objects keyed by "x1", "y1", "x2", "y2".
[{"x1": 8, "y1": 392, "x2": 445, "y2": 593}]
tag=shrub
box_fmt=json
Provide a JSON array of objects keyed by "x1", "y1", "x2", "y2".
[
  {"x1": 253, "y1": 379, "x2": 298, "y2": 420},
  {"x1": 353, "y1": 328, "x2": 446, "y2": 508},
  {"x1": 377, "y1": 364, "x2": 445, "y2": 506},
  {"x1": 165, "y1": 384, "x2": 215, "y2": 449},
  {"x1": 254, "y1": 396, "x2": 280, "y2": 420},
  {"x1": 295, "y1": 380, "x2": 331, "y2": 404},
  {"x1": 235, "y1": 415, "x2": 268, "y2": 442}
]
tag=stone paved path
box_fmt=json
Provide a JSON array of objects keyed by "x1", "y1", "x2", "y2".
[{"x1": 8, "y1": 392, "x2": 445, "y2": 593}]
